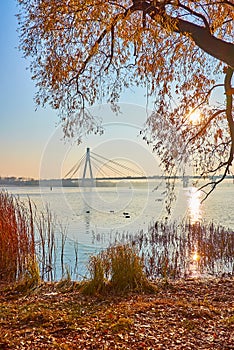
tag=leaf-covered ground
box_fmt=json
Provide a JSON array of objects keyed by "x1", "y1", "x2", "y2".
[{"x1": 0, "y1": 278, "x2": 233, "y2": 349}]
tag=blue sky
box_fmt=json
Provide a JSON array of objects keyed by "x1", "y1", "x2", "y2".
[
  {"x1": 0, "y1": 1, "x2": 58, "y2": 178},
  {"x1": 0, "y1": 2, "x2": 156, "y2": 179}
]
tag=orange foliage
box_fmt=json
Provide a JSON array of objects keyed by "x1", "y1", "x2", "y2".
[{"x1": 17, "y1": 1, "x2": 234, "y2": 195}]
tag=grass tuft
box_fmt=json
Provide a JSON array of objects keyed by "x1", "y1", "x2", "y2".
[
  {"x1": 81, "y1": 255, "x2": 108, "y2": 295},
  {"x1": 82, "y1": 244, "x2": 155, "y2": 295},
  {"x1": 15, "y1": 257, "x2": 41, "y2": 292},
  {"x1": 111, "y1": 317, "x2": 134, "y2": 332}
]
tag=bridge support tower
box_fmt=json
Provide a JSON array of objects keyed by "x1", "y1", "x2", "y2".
[{"x1": 82, "y1": 148, "x2": 94, "y2": 186}]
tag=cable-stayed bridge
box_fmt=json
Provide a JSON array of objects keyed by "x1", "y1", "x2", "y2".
[
  {"x1": 62, "y1": 148, "x2": 199, "y2": 188},
  {"x1": 64, "y1": 148, "x2": 146, "y2": 184}
]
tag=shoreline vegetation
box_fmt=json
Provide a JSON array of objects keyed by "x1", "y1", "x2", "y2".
[{"x1": 0, "y1": 190, "x2": 233, "y2": 349}]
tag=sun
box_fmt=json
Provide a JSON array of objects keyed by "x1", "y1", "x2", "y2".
[
  {"x1": 188, "y1": 110, "x2": 201, "y2": 124},
  {"x1": 192, "y1": 251, "x2": 200, "y2": 262}
]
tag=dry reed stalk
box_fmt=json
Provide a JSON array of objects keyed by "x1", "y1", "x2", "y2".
[
  {"x1": 35, "y1": 205, "x2": 56, "y2": 281},
  {"x1": 93, "y1": 220, "x2": 234, "y2": 279},
  {"x1": 0, "y1": 191, "x2": 36, "y2": 283}
]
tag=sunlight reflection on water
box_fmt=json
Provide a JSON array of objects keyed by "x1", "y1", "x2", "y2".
[
  {"x1": 189, "y1": 247, "x2": 201, "y2": 278},
  {"x1": 188, "y1": 187, "x2": 202, "y2": 224},
  {"x1": 188, "y1": 188, "x2": 202, "y2": 277}
]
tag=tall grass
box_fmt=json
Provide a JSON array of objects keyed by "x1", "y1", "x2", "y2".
[{"x1": 0, "y1": 191, "x2": 37, "y2": 283}]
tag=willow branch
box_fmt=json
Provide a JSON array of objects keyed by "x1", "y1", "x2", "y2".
[
  {"x1": 133, "y1": 1, "x2": 234, "y2": 68},
  {"x1": 177, "y1": 1, "x2": 210, "y2": 30},
  {"x1": 186, "y1": 109, "x2": 226, "y2": 146},
  {"x1": 200, "y1": 160, "x2": 232, "y2": 202}
]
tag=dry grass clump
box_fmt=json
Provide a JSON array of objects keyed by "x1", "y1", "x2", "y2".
[
  {"x1": 14, "y1": 257, "x2": 40, "y2": 292},
  {"x1": 82, "y1": 244, "x2": 154, "y2": 295}
]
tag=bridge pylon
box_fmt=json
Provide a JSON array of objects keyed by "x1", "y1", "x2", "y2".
[{"x1": 82, "y1": 148, "x2": 94, "y2": 186}]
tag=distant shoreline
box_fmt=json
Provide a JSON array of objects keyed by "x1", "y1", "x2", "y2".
[
  {"x1": 1, "y1": 175, "x2": 234, "y2": 188},
  {"x1": 0, "y1": 175, "x2": 234, "y2": 187}
]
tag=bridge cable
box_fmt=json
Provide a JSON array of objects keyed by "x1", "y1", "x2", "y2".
[
  {"x1": 90, "y1": 158, "x2": 108, "y2": 178},
  {"x1": 64, "y1": 154, "x2": 86, "y2": 178},
  {"x1": 91, "y1": 151, "x2": 143, "y2": 176},
  {"x1": 90, "y1": 155, "x2": 128, "y2": 177}
]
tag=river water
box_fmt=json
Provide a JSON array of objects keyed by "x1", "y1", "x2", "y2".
[{"x1": 2, "y1": 179, "x2": 234, "y2": 279}]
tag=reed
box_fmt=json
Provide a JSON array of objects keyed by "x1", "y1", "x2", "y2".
[
  {"x1": 0, "y1": 191, "x2": 37, "y2": 283},
  {"x1": 35, "y1": 204, "x2": 56, "y2": 281},
  {"x1": 134, "y1": 221, "x2": 234, "y2": 279},
  {"x1": 59, "y1": 222, "x2": 67, "y2": 277},
  {"x1": 34, "y1": 204, "x2": 69, "y2": 281},
  {"x1": 94, "y1": 220, "x2": 234, "y2": 279},
  {"x1": 0, "y1": 191, "x2": 65, "y2": 285}
]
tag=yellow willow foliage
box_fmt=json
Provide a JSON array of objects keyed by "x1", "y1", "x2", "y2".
[{"x1": 18, "y1": 1, "x2": 233, "y2": 188}]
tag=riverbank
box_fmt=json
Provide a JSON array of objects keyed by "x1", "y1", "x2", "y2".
[{"x1": 0, "y1": 277, "x2": 233, "y2": 349}]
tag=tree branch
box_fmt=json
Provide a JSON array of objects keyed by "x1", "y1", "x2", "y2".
[
  {"x1": 131, "y1": 1, "x2": 234, "y2": 68},
  {"x1": 199, "y1": 157, "x2": 232, "y2": 202},
  {"x1": 104, "y1": 25, "x2": 115, "y2": 72},
  {"x1": 177, "y1": 1, "x2": 210, "y2": 30},
  {"x1": 198, "y1": 67, "x2": 233, "y2": 200},
  {"x1": 224, "y1": 66, "x2": 234, "y2": 154},
  {"x1": 175, "y1": 18, "x2": 234, "y2": 68},
  {"x1": 186, "y1": 109, "x2": 226, "y2": 146},
  {"x1": 222, "y1": 0, "x2": 234, "y2": 8}
]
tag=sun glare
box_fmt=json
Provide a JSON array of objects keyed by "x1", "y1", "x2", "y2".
[
  {"x1": 192, "y1": 251, "x2": 200, "y2": 262},
  {"x1": 188, "y1": 110, "x2": 201, "y2": 124}
]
